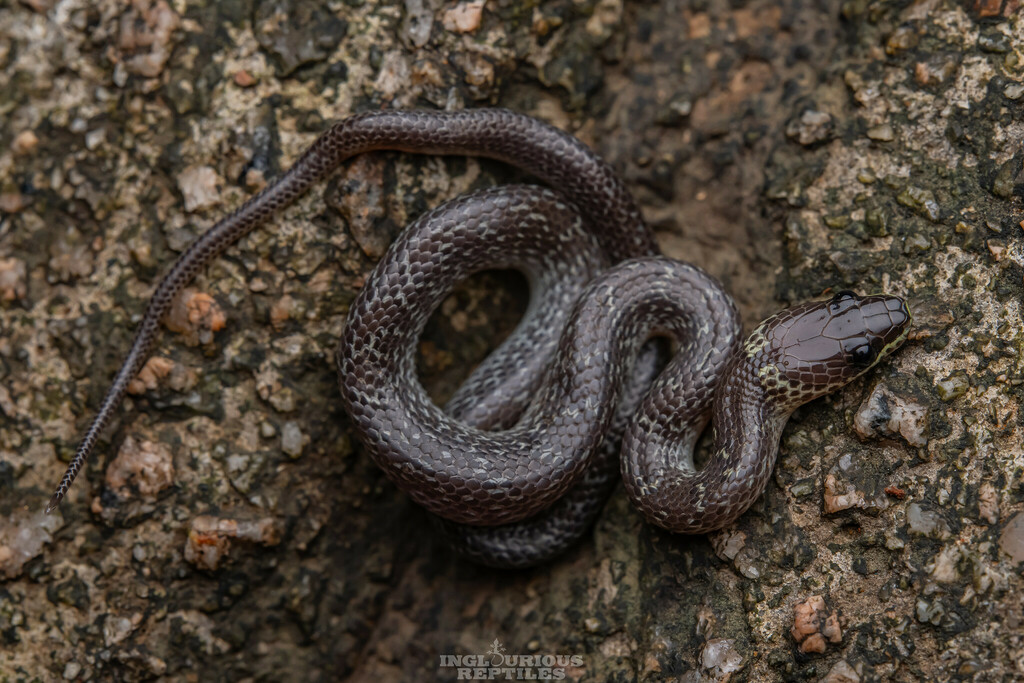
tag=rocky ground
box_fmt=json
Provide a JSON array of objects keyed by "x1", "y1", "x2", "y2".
[{"x1": 1, "y1": 0, "x2": 1023, "y2": 681}]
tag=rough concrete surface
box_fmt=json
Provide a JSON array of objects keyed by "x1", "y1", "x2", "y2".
[{"x1": 1, "y1": 0, "x2": 1023, "y2": 681}]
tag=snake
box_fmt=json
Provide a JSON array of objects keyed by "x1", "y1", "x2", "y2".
[{"x1": 46, "y1": 109, "x2": 911, "y2": 568}]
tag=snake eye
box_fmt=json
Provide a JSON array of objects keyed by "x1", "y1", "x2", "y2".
[{"x1": 848, "y1": 343, "x2": 877, "y2": 367}]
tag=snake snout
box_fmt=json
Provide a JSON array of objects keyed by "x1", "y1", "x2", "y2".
[{"x1": 857, "y1": 294, "x2": 912, "y2": 357}]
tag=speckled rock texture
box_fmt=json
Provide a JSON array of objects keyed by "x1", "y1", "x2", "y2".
[{"x1": 0, "y1": 0, "x2": 1022, "y2": 681}]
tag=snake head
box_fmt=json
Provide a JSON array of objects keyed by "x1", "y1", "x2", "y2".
[{"x1": 750, "y1": 291, "x2": 911, "y2": 410}]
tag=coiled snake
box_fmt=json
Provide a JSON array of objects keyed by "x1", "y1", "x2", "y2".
[{"x1": 47, "y1": 109, "x2": 911, "y2": 568}]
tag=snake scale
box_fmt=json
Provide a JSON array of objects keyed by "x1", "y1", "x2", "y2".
[{"x1": 47, "y1": 109, "x2": 911, "y2": 568}]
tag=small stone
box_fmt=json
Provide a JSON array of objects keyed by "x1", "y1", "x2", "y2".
[
  {"x1": 248, "y1": 276, "x2": 269, "y2": 293},
  {"x1": 0, "y1": 192, "x2": 29, "y2": 213},
  {"x1": 270, "y1": 294, "x2": 297, "y2": 331},
  {"x1": 532, "y1": 10, "x2": 563, "y2": 36},
  {"x1": 11, "y1": 130, "x2": 39, "y2": 155},
  {"x1": 884, "y1": 530, "x2": 905, "y2": 550},
  {"x1": 266, "y1": 386, "x2": 297, "y2": 413},
  {"x1": 459, "y1": 52, "x2": 495, "y2": 91},
  {"x1": 105, "y1": 436, "x2": 175, "y2": 500},
  {"x1": 585, "y1": 0, "x2": 624, "y2": 40},
  {"x1": 145, "y1": 655, "x2": 167, "y2": 676},
  {"x1": 48, "y1": 227, "x2": 94, "y2": 281},
  {"x1": 853, "y1": 385, "x2": 928, "y2": 447},
  {"x1": 824, "y1": 214, "x2": 850, "y2": 229},
  {"x1": 0, "y1": 507, "x2": 63, "y2": 579},
  {"x1": 281, "y1": 421, "x2": 306, "y2": 458},
  {"x1": 710, "y1": 529, "x2": 746, "y2": 561},
  {"x1": 326, "y1": 156, "x2": 391, "y2": 258},
  {"x1": 786, "y1": 109, "x2": 833, "y2": 146},
  {"x1": 233, "y1": 69, "x2": 257, "y2": 87},
  {"x1": 119, "y1": 0, "x2": 181, "y2": 77},
  {"x1": 641, "y1": 651, "x2": 661, "y2": 675},
  {"x1": 928, "y1": 545, "x2": 962, "y2": 582},
  {"x1": 791, "y1": 595, "x2": 842, "y2": 654},
  {"x1": 655, "y1": 95, "x2": 693, "y2": 127},
  {"x1": 958, "y1": 660, "x2": 984, "y2": 676},
  {"x1": 184, "y1": 515, "x2": 282, "y2": 570},
  {"x1": 991, "y1": 157, "x2": 1019, "y2": 198},
  {"x1": 885, "y1": 25, "x2": 918, "y2": 55},
  {"x1": 988, "y1": 240, "x2": 1006, "y2": 260},
  {"x1": 165, "y1": 288, "x2": 227, "y2": 345},
  {"x1": 85, "y1": 128, "x2": 105, "y2": 150},
  {"x1": 185, "y1": 521, "x2": 233, "y2": 571},
  {"x1": 978, "y1": 482, "x2": 999, "y2": 524},
  {"x1": 1004, "y1": 83, "x2": 1024, "y2": 100},
  {"x1": 402, "y1": 0, "x2": 434, "y2": 47},
  {"x1": 978, "y1": 32, "x2": 1010, "y2": 53},
  {"x1": 790, "y1": 478, "x2": 815, "y2": 497},
  {"x1": 128, "y1": 356, "x2": 176, "y2": 394},
  {"x1": 907, "y1": 503, "x2": 950, "y2": 539},
  {"x1": 913, "y1": 56, "x2": 958, "y2": 85},
  {"x1": 130, "y1": 239, "x2": 155, "y2": 268},
  {"x1": 896, "y1": 186, "x2": 941, "y2": 222},
  {"x1": 103, "y1": 612, "x2": 143, "y2": 647},
  {"x1": 700, "y1": 638, "x2": 744, "y2": 675},
  {"x1": 915, "y1": 596, "x2": 945, "y2": 625},
  {"x1": 177, "y1": 165, "x2": 223, "y2": 212},
  {"x1": 245, "y1": 167, "x2": 267, "y2": 191},
  {"x1": 734, "y1": 551, "x2": 760, "y2": 580},
  {"x1": 884, "y1": 486, "x2": 906, "y2": 499},
  {"x1": 113, "y1": 61, "x2": 129, "y2": 87},
  {"x1": 823, "y1": 459, "x2": 888, "y2": 514},
  {"x1": 935, "y1": 371, "x2": 969, "y2": 401},
  {"x1": 824, "y1": 473, "x2": 865, "y2": 514},
  {"x1": 62, "y1": 662, "x2": 82, "y2": 680},
  {"x1": 260, "y1": 421, "x2": 277, "y2": 438},
  {"x1": 999, "y1": 512, "x2": 1024, "y2": 564},
  {"x1": 0, "y1": 258, "x2": 27, "y2": 301},
  {"x1": 974, "y1": 0, "x2": 1002, "y2": 16},
  {"x1": 255, "y1": 0, "x2": 346, "y2": 74},
  {"x1": 442, "y1": 0, "x2": 485, "y2": 33},
  {"x1": 823, "y1": 659, "x2": 860, "y2": 683},
  {"x1": 20, "y1": 0, "x2": 52, "y2": 11},
  {"x1": 866, "y1": 124, "x2": 895, "y2": 142}
]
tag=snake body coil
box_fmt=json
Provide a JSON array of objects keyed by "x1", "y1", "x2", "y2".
[{"x1": 49, "y1": 109, "x2": 910, "y2": 568}]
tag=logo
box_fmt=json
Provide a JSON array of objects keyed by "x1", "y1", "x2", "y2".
[
  {"x1": 485, "y1": 639, "x2": 507, "y2": 665},
  {"x1": 439, "y1": 638, "x2": 584, "y2": 680}
]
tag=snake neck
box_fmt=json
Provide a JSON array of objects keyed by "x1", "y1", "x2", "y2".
[
  {"x1": 695, "y1": 353, "x2": 795, "y2": 518},
  {"x1": 621, "y1": 347, "x2": 793, "y2": 534},
  {"x1": 714, "y1": 353, "x2": 791, "y2": 459}
]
